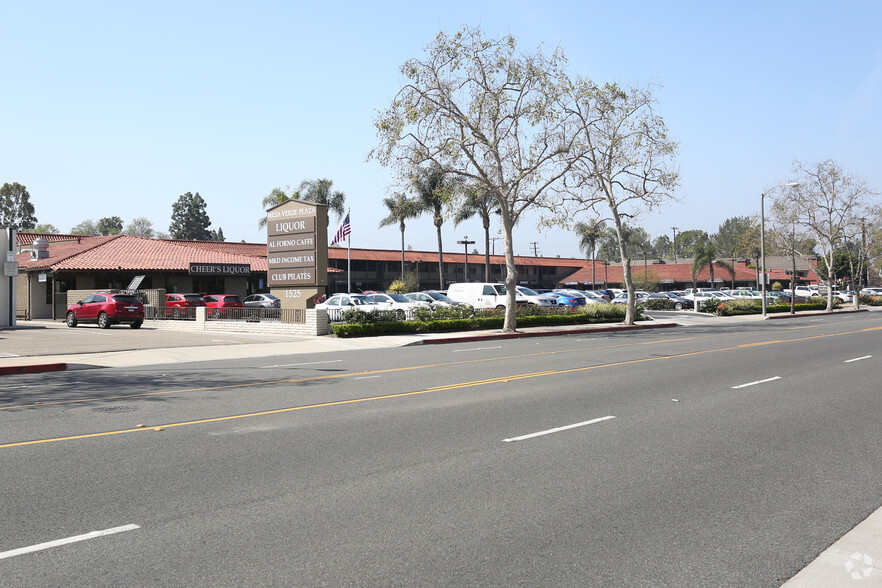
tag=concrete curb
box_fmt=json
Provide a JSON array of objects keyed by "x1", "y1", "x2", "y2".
[
  {"x1": 766, "y1": 308, "x2": 868, "y2": 319},
  {"x1": 0, "y1": 362, "x2": 67, "y2": 375}
]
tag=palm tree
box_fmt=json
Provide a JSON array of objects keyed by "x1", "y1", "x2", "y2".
[
  {"x1": 453, "y1": 186, "x2": 498, "y2": 281},
  {"x1": 258, "y1": 186, "x2": 299, "y2": 229},
  {"x1": 298, "y1": 178, "x2": 347, "y2": 221},
  {"x1": 412, "y1": 164, "x2": 454, "y2": 289},
  {"x1": 691, "y1": 239, "x2": 733, "y2": 290},
  {"x1": 574, "y1": 218, "x2": 607, "y2": 289},
  {"x1": 378, "y1": 192, "x2": 422, "y2": 278}
]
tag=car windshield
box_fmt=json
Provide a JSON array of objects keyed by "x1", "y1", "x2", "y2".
[
  {"x1": 183, "y1": 295, "x2": 203, "y2": 301},
  {"x1": 350, "y1": 296, "x2": 377, "y2": 306},
  {"x1": 263, "y1": 294, "x2": 279, "y2": 301},
  {"x1": 518, "y1": 287, "x2": 540, "y2": 296},
  {"x1": 224, "y1": 296, "x2": 242, "y2": 302},
  {"x1": 111, "y1": 295, "x2": 141, "y2": 304},
  {"x1": 425, "y1": 291, "x2": 453, "y2": 301},
  {"x1": 386, "y1": 293, "x2": 410, "y2": 302}
]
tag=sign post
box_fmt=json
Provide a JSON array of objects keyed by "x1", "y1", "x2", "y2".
[{"x1": 265, "y1": 200, "x2": 328, "y2": 309}]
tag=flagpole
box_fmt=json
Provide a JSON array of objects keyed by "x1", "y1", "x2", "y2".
[{"x1": 346, "y1": 209, "x2": 351, "y2": 294}]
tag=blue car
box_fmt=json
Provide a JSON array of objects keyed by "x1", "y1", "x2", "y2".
[{"x1": 544, "y1": 291, "x2": 586, "y2": 308}]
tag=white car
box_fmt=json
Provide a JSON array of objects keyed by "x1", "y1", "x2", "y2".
[
  {"x1": 832, "y1": 290, "x2": 854, "y2": 303},
  {"x1": 316, "y1": 293, "x2": 380, "y2": 322},
  {"x1": 405, "y1": 291, "x2": 470, "y2": 308},
  {"x1": 611, "y1": 291, "x2": 650, "y2": 305},
  {"x1": 727, "y1": 290, "x2": 762, "y2": 300},
  {"x1": 861, "y1": 287, "x2": 882, "y2": 296},
  {"x1": 516, "y1": 286, "x2": 556, "y2": 307},
  {"x1": 368, "y1": 292, "x2": 428, "y2": 318}
]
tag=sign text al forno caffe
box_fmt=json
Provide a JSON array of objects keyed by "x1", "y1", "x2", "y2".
[{"x1": 265, "y1": 200, "x2": 328, "y2": 287}]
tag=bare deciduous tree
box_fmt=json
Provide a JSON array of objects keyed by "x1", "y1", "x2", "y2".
[
  {"x1": 772, "y1": 160, "x2": 879, "y2": 311},
  {"x1": 372, "y1": 26, "x2": 581, "y2": 332}
]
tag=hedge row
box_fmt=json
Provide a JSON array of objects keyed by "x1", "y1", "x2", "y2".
[
  {"x1": 331, "y1": 304, "x2": 641, "y2": 337},
  {"x1": 714, "y1": 299, "x2": 839, "y2": 316}
]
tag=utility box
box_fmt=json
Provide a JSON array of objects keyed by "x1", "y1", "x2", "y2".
[{"x1": 1, "y1": 228, "x2": 17, "y2": 327}]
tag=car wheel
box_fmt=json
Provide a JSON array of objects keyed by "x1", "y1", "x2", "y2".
[
  {"x1": 172, "y1": 308, "x2": 181, "y2": 319},
  {"x1": 98, "y1": 312, "x2": 110, "y2": 329},
  {"x1": 212, "y1": 308, "x2": 221, "y2": 319},
  {"x1": 674, "y1": 302, "x2": 683, "y2": 310},
  {"x1": 130, "y1": 320, "x2": 143, "y2": 329},
  {"x1": 495, "y1": 305, "x2": 506, "y2": 310},
  {"x1": 395, "y1": 309, "x2": 405, "y2": 320},
  {"x1": 66, "y1": 311, "x2": 78, "y2": 328}
]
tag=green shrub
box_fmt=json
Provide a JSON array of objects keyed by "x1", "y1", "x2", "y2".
[
  {"x1": 330, "y1": 301, "x2": 641, "y2": 337},
  {"x1": 860, "y1": 295, "x2": 882, "y2": 306},
  {"x1": 644, "y1": 298, "x2": 678, "y2": 310}
]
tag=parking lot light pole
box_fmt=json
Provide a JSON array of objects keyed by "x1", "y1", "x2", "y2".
[{"x1": 761, "y1": 182, "x2": 799, "y2": 317}]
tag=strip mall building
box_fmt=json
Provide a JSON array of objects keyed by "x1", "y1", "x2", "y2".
[{"x1": 13, "y1": 232, "x2": 819, "y2": 320}]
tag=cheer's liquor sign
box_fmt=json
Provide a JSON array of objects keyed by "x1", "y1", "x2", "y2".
[
  {"x1": 265, "y1": 200, "x2": 328, "y2": 290},
  {"x1": 189, "y1": 263, "x2": 252, "y2": 276}
]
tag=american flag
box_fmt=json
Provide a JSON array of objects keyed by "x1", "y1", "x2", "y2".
[{"x1": 330, "y1": 212, "x2": 350, "y2": 245}]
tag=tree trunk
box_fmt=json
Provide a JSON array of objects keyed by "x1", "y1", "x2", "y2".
[
  {"x1": 612, "y1": 211, "x2": 635, "y2": 325},
  {"x1": 435, "y1": 212, "x2": 444, "y2": 290},
  {"x1": 399, "y1": 222, "x2": 406, "y2": 279},
  {"x1": 591, "y1": 247, "x2": 596, "y2": 290},
  {"x1": 501, "y1": 213, "x2": 518, "y2": 333},
  {"x1": 483, "y1": 216, "x2": 491, "y2": 281}
]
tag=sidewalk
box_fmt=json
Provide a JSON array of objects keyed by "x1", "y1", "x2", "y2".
[{"x1": 0, "y1": 317, "x2": 685, "y2": 373}]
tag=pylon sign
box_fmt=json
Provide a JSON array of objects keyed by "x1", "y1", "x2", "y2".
[{"x1": 266, "y1": 200, "x2": 328, "y2": 288}]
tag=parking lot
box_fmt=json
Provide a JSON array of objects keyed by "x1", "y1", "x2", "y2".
[{"x1": 0, "y1": 320, "x2": 312, "y2": 359}]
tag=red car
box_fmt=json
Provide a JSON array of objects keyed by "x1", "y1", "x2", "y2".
[
  {"x1": 165, "y1": 293, "x2": 206, "y2": 308},
  {"x1": 66, "y1": 292, "x2": 145, "y2": 329},
  {"x1": 202, "y1": 294, "x2": 245, "y2": 317}
]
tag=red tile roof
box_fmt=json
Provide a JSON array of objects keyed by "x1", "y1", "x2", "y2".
[
  {"x1": 16, "y1": 232, "x2": 86, "y2": 246},
  {"x1": 17, "y1": 235, "x2": 267, "y2": 272},
  {"x1": 163, "y1": 239, "x2": 268, "y2": 258},
  {"x1": 327, "y1": 246, "x2": 587, "y2": 267}
]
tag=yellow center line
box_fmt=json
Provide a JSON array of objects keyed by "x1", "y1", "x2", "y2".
[{"x1": 3, "y1": 323, "x2": 880, "y2": 450}]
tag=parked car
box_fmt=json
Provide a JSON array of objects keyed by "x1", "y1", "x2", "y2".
[
  {"x1": 833, "y1": 290, "x2": 854, "y2": 303},
  {"x1": 165, "y1": 293, "x2": 207, "y2": 308},
  {"x1": 611, "y1": 291, "x2": 650, "y2": 305},
  {"x1": 546, "y1": 291, "x2": 586, "y2": 308},
  {"x1": 861, "y1": 287, "x2": 882, "y2": 296},
  {"x1": 582, "y1": 290, "x2": 611, "y2": 302},
  {"x1": 727, "y1": 290, "x2": 763, "y2": 301},
  {"x1": 419, "y1": 290, "x2": 472, "y2": 308},
  {"x1": 651, "y1": 292, "x2": 694, "y2": 310},
  {"x1": 445, "y1": 283, "x2": 521, "y2": 309},
  {"x1": 243, "y1": 293, "x2": 281, "y2": 308},
  {"x1": 369, "y1": 292, "x2": 427, "y2": 318},
  {"x1": 202, "y1": 294, "x2": 245, "y2": 317},
  {"x1": 515, "y1": 286, "x2": 557, "y2": 307},
  {"x1": 316, "y1": 293, "x2": 380, "y2": 321},
  {"x1": 66, "y1": 292, "x2": 145, "y2": 329}
]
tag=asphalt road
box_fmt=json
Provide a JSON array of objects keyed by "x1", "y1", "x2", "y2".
[{"x1": 1, "y1": 314, "x2": 880, "y2": 586}]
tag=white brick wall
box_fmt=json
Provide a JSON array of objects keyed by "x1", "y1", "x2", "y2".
[{"x1": 145, "y1": 308, "x2": 330, "y2": 336}]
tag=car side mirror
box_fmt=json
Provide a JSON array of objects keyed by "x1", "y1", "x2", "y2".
[{"x1": 77, "y1": 300, "x2": 84, "y2": 305}]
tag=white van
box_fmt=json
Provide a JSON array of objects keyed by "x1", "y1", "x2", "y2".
[{"x1": 446, "y1": 282, "x2": 526, "y2": 309}]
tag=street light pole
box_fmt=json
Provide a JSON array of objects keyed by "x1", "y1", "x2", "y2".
[
  {"x1": 671, "y1": 227, "x2": 678, "y2": 262},
  {"x1": 457, "y1": 236, "x2": 475, "y2": 283},
  {"x1": 761, "y1": 182, "x2": 799, "y2": 317}
]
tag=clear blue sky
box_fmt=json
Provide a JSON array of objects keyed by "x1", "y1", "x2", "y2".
[{"x1": 3, "y1": 1, "x2": 880, "y2": 258}]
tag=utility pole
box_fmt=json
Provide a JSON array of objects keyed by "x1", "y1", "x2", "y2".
[
  {"x1": 530, "y1": 242, "x2": 540, "y2": 257},
  {"x1": 671, "y1": 227, "x2": 678, "y2": 262},
  {"x1": 489, "y1": 237, "x2": 500, "y2": 256},
  {"x1": 457, "y1": 236, "x2": 475, "y2": 283}
]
